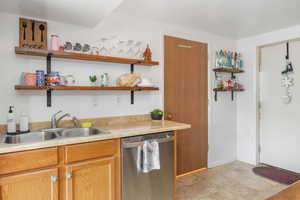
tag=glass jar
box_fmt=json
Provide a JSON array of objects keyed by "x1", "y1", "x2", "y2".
[{"x1": 100, "y1": 73, "x2": 109, "y2": 87}]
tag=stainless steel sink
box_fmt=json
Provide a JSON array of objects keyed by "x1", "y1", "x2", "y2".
[
  {"x1": 59, "y1": 128, "x2": 109, "y2": 138},
  {"x1": 3, "y1": 131, "x2": 58, "y2": 144},
  {"x1": 43, "y1": 128, "x2": 65, "y2": 135},
  {"x1": 2, "y1": 128, "x2": 110, "y2": 144}
]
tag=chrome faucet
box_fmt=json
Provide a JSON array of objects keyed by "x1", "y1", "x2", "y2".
[
  {"x1": 51, "y1": 111, "x2": 63, "y2": 128},
  {"x1": 51, "y1": 111, "x2": 81, "y2": 129},
  {"x1": 71, "y1": 116, "x2": 81, "y2": 128}
]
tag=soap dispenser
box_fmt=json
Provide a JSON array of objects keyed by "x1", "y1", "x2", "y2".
[{"x1": 7, "y1": 106, "x2": 16, "y2": 135}]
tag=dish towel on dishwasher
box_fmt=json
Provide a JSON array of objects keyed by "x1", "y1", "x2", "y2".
[{"x1": 136, "y1": 140, "x2": 160, "y2": 173}]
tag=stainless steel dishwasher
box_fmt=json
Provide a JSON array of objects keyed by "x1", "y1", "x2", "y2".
[{"x1": 122, "y1": 132, "x2": 174, "y2": 200}]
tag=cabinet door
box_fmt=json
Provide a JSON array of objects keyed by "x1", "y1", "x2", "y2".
[
  {"x1": 65, "y1": 157, "x2": 117, "y2": 200},
  {"x1": 0, "y1": 168, "x2": 59, "y2": 200}
]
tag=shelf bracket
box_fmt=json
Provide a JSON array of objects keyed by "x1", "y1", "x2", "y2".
[
  {"x1": 46, "y1": 53, "x2": 53, "y2": 107},
  {"x1": 231, "y1": 72, "x2": 236, "y2": 79},
  {"x1": 231, "y1": 91, "x2": 234, "y2": 101},
  {"x1": 130, "y1": 64, "x2": 134, "y2": 74},
  {"x1": 214, "y1": 91, "x2": 217, "y2": 102},
  {"x1": 130, "y1": 64, "x2": 135, "y2": 104},
  {"x1": 47, "y1": 89, "x2": 52, "y2": 107},
  {"x1": 131, "y1": 90, "x2": 134, "y2": 104},
  {"x1": 47, "y1": 53, "x2": 53, "y2": 74}
]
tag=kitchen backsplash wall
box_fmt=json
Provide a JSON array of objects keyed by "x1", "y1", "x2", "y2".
[
  {"x1": 0, "y1": 114, "x2": 151, "y2": 136},
  {"x1": 0, "y1": 10, "x2": 237, "y2": 168}
]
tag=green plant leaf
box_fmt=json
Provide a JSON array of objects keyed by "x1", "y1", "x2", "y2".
[
  {"x1": 150, "y1": 109, "x2": 163, "y2": 115},
  {"x1": 89, "y1": 75, "x2": 97, "y2": 82}
]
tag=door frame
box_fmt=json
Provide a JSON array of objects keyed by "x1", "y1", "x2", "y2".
[
  {"x1": 256, "y1": 37, "x2": 300, "y2": 165},
  {"x1": 163, "y1": 35, "x2": 210, "y2": 174}
]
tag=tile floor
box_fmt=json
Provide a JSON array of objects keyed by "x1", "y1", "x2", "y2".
[{"x1": 176, "y1": 161, "x2": 287, "y2": 200}]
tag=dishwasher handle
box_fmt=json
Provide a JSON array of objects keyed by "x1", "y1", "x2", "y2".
[{"x1": 123, "y1": 136, "x2": 174, "y2": 149}]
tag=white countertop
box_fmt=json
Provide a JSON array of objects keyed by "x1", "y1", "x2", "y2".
[{"x1": 0, "y1": 120, "x2": 190, "y2": 154}]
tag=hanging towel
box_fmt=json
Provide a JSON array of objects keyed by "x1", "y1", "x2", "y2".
[
  {"x1": 136, "y1": 144, "x2": 142, "y2": 172},
  {"x1": 142, "y1": 140, "x2": 160, "y2": 173}
]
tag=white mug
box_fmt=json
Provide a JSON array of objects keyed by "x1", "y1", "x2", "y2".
[{"x1": 65, "y1": 75, "x2": 76, "y2": 86}]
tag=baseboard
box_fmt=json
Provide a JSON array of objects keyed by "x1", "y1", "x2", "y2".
[
  {"x1": 176, "y1": 168, "x2": 207, "y2": 179},
  {"x1": 208, "y1": 157, "x2": 236, "y2": 168},
  {"x1": 236, "y1": 157, "x2": 257, "y2": 166}
]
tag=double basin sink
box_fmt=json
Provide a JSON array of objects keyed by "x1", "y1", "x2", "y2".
[{"x1": 2, "y1": 128, "x2": 110, "y2": 144}]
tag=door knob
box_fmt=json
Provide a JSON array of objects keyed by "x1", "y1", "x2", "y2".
[{"x1": 166, "y1": 113, "x2": 173, "y2": 120}]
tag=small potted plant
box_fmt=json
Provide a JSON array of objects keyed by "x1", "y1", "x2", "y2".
[
  {"x1": 150, "y1": 109, "x2": 164, "y2": 120},
  {"x1": 89, "y1": 75, "x2": 97, "y2": 86}
]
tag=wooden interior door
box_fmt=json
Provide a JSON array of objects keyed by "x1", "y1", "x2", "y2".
[
  {"x1": 65, "y1": 157, "x2": 116, "y2": 200},
  {"x1": 164, "y1": 35, "x2": 208, "y2": 176},
  {"x1": 0, "y1": 168, "x2": 59, "y2": 200}
]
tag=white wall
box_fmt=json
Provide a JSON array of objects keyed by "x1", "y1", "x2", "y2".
[
  {"x1": 0, "y1": 11, "x2": 237, "y2": 167},
  {"x1": 236, "y1": 25, "x2": 300, "y2": 165}
]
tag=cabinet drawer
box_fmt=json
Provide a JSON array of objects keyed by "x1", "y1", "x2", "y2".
[
  {"x1": 65, "y1": 139, "x2": 120, "y2": 164},
  {"x1": 0, "y1": 147, "x2": 58, "y2": 175}
]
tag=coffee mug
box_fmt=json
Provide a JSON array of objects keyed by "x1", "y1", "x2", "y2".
[
  {"x1": 64, "y1": 42, "x2": 73, "y2": 52},
  {"x1": 65, "y1": 75, "x2": 76, "y2": 86},
  {"x1": 60, "y1": 76, "x2": 66, "y2": 86},
  {"x1": 73, "y1": 43, "x2": 82, "y2": 52}
]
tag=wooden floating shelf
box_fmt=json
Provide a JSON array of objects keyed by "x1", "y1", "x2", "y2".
[
  {"x1": 213, "y1": 68, "x2": 244, "y2": 73},
  {"x1": 14, "y1": 47, "x2": 160, "y2": 106},
  {"x1": 15, "y1": 47, "x2": 159, "y2": 66},
  {"x1": 213, "y1": 88, "x2": 244, "y2": 92},
  {"x1": 213, "y1": 88, "x2": 244, "y2": 101},
  {"x1": 15, "y1": 85, "x2": 159, "y2": 91}
]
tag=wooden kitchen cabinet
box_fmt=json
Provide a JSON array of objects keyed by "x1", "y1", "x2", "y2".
[
  {"x1": 0, "y1": 147, "x2": 58, "y2": 175},
  {"x1": 0, "y1": 168, "x2": 59, "y2": 200},
  {"x1": 0, "y1": 139, "x2": 120, "y2": 200},
  {"x1": 65, "y1": 157, "x2": 117, "y2": 200}
]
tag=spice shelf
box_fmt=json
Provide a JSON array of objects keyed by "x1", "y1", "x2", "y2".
[{"x1": 213, "y1": 68, "x2": 245, "y2": 101}]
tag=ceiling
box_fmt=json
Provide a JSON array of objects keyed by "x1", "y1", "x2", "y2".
[
  {"x1": 116, "y1": 0, "x2": 300, "y2": 39},
  {"x1": 0, "y1": 0, "x2": 123, "y2": 27},
  {"x1": 1, "y1": 0, "x2": 300, "y2": 39}
]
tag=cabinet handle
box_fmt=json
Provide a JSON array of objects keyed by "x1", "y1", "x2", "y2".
[
  {"x1": 66, "y1": 173, "x2": 73, "y2": 179},
  {"x1": 51, "y1": 176, "x2": 58, "y2": 183}
]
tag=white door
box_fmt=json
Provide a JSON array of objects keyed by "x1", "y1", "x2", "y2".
[{"x1": 260, "y1": 41, "x2": 300, "y2": 173}]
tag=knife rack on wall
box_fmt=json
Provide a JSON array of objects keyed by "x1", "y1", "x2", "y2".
[{"x1": 19, "y1": 18, "x2": 48, "y2": 50}]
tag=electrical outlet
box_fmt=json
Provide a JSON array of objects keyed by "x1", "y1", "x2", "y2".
[
  {"x1": 93, "y1": 102, "x2": 99, "y2": 107},
  {"x1": 92, "y1": 96, "x2": 99, "y2": 107}
]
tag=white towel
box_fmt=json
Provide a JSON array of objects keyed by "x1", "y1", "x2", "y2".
[
  {"x1": 142, "y1": 140, "x2": 160, "y2": 173},
  {"x1": 136, "y1": 145, "x2": 142, "y2": 172}
]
